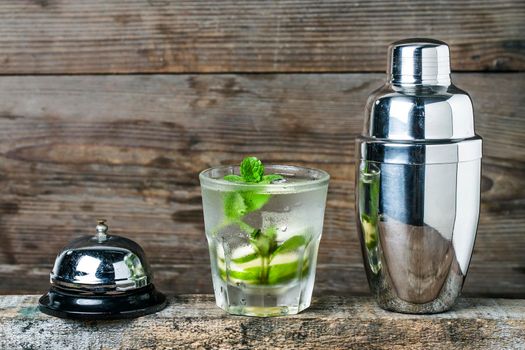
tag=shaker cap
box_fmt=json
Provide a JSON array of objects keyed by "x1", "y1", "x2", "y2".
[
  {"x1": 388, "y1": 38, "x2": 451, "y2": 85},
  {"x1": 358, "y1": 38, "x2": 482, "y2": 165}
]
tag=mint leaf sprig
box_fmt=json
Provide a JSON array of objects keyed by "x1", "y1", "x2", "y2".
[
  {"x1": 224, "y1": 156, "x2": 283, "y2": 184},
  {"x1": 214, "y1": 156, "x2": 310, "y2": 285}
]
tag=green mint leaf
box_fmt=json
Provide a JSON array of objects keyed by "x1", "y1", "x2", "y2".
[
  {"x1": 250, "y1": 228, "x2": 261, "y2": 240},
  {"x1": 220, "y1": 158, "x2": 275, "y2": 227},
  {"x1": 237, "y1": 221, "x2": 256, "y2": 235},
  {"x1": 264, "y1": 226, "x2": 279, "y2": 255},
  {"x1": 223, "y1": 191, "x2": 270, "y2": 223},
  {"x1": 240, "y1": 156, "x2": 264, "y2": 183},
  {"x1": 250, "y1": 226, "x2": 277, "y2": 258},
  {"x1": 270, "y1": 235, "x2": 307, "y2": 259},
  {"x1": 223, "y1": 174, "x2": 244, "y2": 183},
  {"x1": 224, "y1": 192, "x2": 247, "y2": 220},
  {"x1": 260, "y1": 174, "x2": 284, "y2": 184},
  {"x1": 242, "y1": 191, "x2": 271, "y2": 213}
]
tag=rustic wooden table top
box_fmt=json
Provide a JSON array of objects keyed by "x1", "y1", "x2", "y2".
[{"x1": 0, "y1": 295, "x2": 523, "y2": 349}]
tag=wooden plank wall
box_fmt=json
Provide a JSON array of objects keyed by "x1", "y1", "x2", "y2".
[{"x1": 0, "y1": 0, "x2": 523, "y2": 297}]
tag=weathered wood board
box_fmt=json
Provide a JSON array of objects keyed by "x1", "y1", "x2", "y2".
[
  {"x1": 0, "y1": 295, "x2": 524, "y2": 349},
  {"x1": 0, "y1": 0, "x2": 523, "y2": 73},
  {"x1": 0, "y1": 73, "x2": 523, "y2": 296}
]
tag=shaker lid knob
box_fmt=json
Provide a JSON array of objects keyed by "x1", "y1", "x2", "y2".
[{"x1": 388, "y1": 38, "x2": 451, "y2": 85}]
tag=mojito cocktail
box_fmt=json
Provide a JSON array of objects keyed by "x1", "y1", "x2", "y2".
[{"x1": 200, "y1": 157, "x2": 329, "y2": 316}]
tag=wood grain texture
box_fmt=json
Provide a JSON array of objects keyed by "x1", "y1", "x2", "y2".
[
  {"x1": 0, "y1": 0, "x2": 524, "y2": 74},
  {"x1": 0, "y1": 73, "x2": 523, "y2": 296},
  {"x1": 0, "y1": 295, "x2": 524, "y2": 349}
]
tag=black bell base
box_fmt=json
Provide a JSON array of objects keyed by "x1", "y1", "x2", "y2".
[{"x1": 38, "y1": 284, "x2": 167, "y2": 320}]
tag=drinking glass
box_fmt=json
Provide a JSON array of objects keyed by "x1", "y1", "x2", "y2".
[{"x1": 200, "y1": 164, "x2": 329, "y2": 316}]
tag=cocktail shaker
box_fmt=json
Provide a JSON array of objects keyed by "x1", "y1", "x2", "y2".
[{"x1": 355, "y1": 39, "x2": 482, "y2": 313}]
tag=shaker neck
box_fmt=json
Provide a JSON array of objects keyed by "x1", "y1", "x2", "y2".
[{"x1": 387, "y1": 38, "x2": 451, "y2": 86}]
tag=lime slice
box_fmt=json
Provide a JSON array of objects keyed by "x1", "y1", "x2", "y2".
[
  {"x1": 269, "y1": 252, "x2": 299, "y2": 265},
  {"x1": 231, "y1": 245, "x2": 259, "y2": 264},
  {"x1": 268, "y1": 258, "x2": 310, "y2": 285},
  {"x1": 216, "y1": 244, "x2": 225, "y2": 260}
]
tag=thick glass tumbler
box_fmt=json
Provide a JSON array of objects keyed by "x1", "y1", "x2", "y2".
[{"x1": 200, "y1": 165, "x2": 329, "y2": 316}]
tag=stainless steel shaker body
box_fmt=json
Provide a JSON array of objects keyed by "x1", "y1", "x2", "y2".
[{"x1": 356, "y1": 39, "x2": 482, "y2": 313}]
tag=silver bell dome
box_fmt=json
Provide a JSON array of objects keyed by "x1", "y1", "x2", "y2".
[{"x1": 50, "y1": 220, "x2": 152, "y2": 292}]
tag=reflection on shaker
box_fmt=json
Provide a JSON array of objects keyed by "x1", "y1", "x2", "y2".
[{"x1": 358, "y1": 162, "x2": 381, "y2": 275}]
